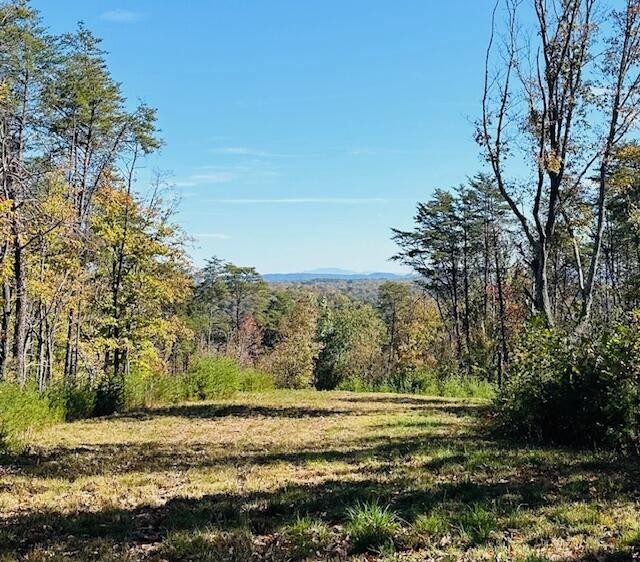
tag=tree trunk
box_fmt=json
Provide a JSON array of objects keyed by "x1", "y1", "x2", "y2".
[
  {"x1": 12, "y1": 228, "x2": 27, "y2": 385},
  {"x1": 0, "y1": 281, "x2": 11, "y2": 381},
  {"x1": 532, "y1": 243, "x2": 554, "y2": 326}
]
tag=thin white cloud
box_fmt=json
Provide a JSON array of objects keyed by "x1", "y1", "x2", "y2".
[
  {"x1": 175, "y1": 172, "x2": 235, "y2": 187},
  {"x1": 210, "y1": 147, "x2": 295, "y2": 158},
  {"x1": 100, "y1": 9, "x2": 142, "y2": 23},
  {"x1": 348, "y1": 148, "x2": 420, "y2": 156},
  {"x1": 193, "y1": 233, "x2": 231, "y2": 240},
  {"x1": 207, "y1": 198, "x2": 390, "y2": 205}
]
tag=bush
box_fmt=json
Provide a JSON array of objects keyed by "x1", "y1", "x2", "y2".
[
  {"x1": 0, "y1": 383, "x2": 61, "y2": 450},
  {"x1": 385, "y1": 369, "x2": 441, "y2": 395},
  {"x1": 183, "y1": 355, "x2": 273, "y2": 400},
  {"x1": 48, "y1": 382, "x2": 96, "y2": 421},
  {"x1": 346, "y1": 500, "x2": 400, "y2": 552},
  {"x1": 338, "y1": 369, "x2": 495, "y2": 400},
  {"x1": 93, "y1": 375, "x2": 125, "y2": 416},
  {"x1": 440, "y1": 376, "x2": 495, "y2": 400},
  {"x1": 237, "y1": 368, "x2": 274, "y2": 392},
  {"x1": 124, "y1": 369, "x2": 181, "y2": 410},
  {"x1": 494, "y1": 317, "x2": 640, "y2": 452}
]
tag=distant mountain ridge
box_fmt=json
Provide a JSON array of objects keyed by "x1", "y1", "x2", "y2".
[{"x1": 263, "y1": 269, "x2": 412, "y2": 283}]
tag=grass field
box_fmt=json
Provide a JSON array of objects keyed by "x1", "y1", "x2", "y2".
[{"x1": 1, "y1": 391, "x2": 639, "y2": 561}]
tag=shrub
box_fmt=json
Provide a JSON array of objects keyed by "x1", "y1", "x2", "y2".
[
  {"x1": 124, "y1": 369, "x2": 181, "y2": 409},
  {"x1": 440, "y1": 376, "x2": 495, "y2": 400},
  {"x1": 385, "y1": 369, "x2": 441, "y2": 395},
  {"x1": 0, "y1": 383, "x2": 60, "y2": 450},
  {"x1": 183, "y1": 356, "x2": 243, "y2": 399},
  {"x1": 48, "y1": 381, "x2": 96, "y2": 421},
  {"x1": 494, "y1": 317, "x2": 640, "y2": 452},
  {"x1": 346, "y1": 499, "x2": 400, "y2": 552},
  {"x1": 93, "y1": 375, "x2": 125, "y2": 416},
  {"x1": 183, "y1": 355, "x2": 273, "y2": 400},
  {"x1": 237, "y1": 368, "x2": 274, "y2": 392},
  {"x1": 339, "y1": 369, "x2": 495, "y2": 400}
]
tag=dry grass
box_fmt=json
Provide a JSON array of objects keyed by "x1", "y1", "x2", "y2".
[{"x1": 1, "y1": 390, "x2": 639, "y2": 561}]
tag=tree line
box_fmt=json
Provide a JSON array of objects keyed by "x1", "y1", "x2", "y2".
[
  {"x1": 393, "y1": 0, "x2": 640, "y2": 451},
  {"x1": 4, "y1": 0, "x2": 640, "y2": 452},
  {"x1": 0, "y1": 2, "x2": 191, "y2": 395},
  {"x1": 0, "y1": 1, "x2": 483, "y2": 407},
  {"x1": 188, "y1": 258, "x2": 477, "y2": 394}
]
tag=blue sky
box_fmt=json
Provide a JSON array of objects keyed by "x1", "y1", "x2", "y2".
[{"x1": 33, "y1": 1, "x2": 495, "y2": 274}]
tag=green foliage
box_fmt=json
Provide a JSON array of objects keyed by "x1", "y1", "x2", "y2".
[
  {"x1": 339, "y1": 369, "x2": 495, "y2": 399},
  {"x1": 43, "y1": 377, "x2": 123, "y2": 421},
  {"x1": 621, "y1": 527, "x2": 640, "y2": 547},
  {"x1": 48, "y1": 382, "x2": 96, "y2": 421},
  {"x1": 316, "y1": 297, "x2": 385, "y2": 390},
  {"x1": 124, "y1": 369, "x2": 182, "y2": 410},
  {"x1": 440, "y1": 376, "x2": 495, "y2": 400},
  {"x1": 283, "y1": 516, "x2": 331, "y2": 560},
  {"x1": 413, "y1": 513, "x2": 449, "y2": 536},
  {"x1": 455, "y1": 504, "x2": 497, "y2": 544},
  {"x1": 93, "y1": 375, "x2": 125, "y2": 417},
  {"x1": 346, "y1": 500, "x2": 400, "y2": 552},
  {"x1": 265, "y1": 294, "x2": 321, "y2": 389},
  {"x1": 0, "y1": 383, "x2": 61, "y2": 450},
  {"x1": 183, "y1": 355, "x2": 273, "y2": 400},
  {"x1": 237, "y1": 368, "x2": 274, "y2": 392},
  {"x1": 494, "y1": 317, "x2": 640, "y2": 451}
]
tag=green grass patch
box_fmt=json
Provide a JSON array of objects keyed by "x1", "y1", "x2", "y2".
[
  {"x1": 283, "y1": 515, "x2": 331, "y2": 559},
  {"x1": 455, "y1": 504, "x2": 498, "y2": 545},
  {"x1": 162, "y1": 528, "x2": 253, "y2": 562},
  {"x1": 346, "y1": 499, "x2": 401, "y2": 552}
]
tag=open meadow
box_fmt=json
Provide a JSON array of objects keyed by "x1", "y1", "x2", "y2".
[{"x1": 1, "y1": 391, "x2": 639, "y2": 561}]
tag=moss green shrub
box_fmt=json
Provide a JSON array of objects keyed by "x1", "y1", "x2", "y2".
[
  {"x1": 0, "y1": 383, "x2": 61, "y2": 450},
  {"x1": 48, "y1": 382, "x2": 96, "y2": 421},
  {"x1": 494, "y1": 316, "x2": 640, "y2": 451},
  {"x1": 183, "y1": 355, "x2": 273, "y2": 400}
]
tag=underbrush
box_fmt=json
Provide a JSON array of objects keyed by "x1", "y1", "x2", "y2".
[
  {"x1": 0, "y1": 355, "x2": 274, "y2": 451},
  {"x1": 180, "y1": 356, "x2": 273, "y2": 401},
  {"x1": 0, "y1": 383, "x2": 61, "y2": 450},
  {"x1": 339, "y1": 370, "x2": 495, "y2": 400},
  {"x1": 494, "y1": 317, "x2": 640, "y2": 452}
]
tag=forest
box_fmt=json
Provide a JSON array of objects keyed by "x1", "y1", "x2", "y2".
[{"x1": 2, "y1": 0, "x2": 640, "y2": 561}]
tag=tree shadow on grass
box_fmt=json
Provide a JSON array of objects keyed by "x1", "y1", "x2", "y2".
[
  {"x1": 4, "y1": 429, "x2": 479, "y2": 480},
  {"x1": 116, "y1": 399, "x2": 448, "y2": 422},
  {"x1": 4, "y1": 395, "x2": 640, "y2": 560},
  {"x1": 337, "y1": 394, "x2": 488, "y2": 416},
  {"x1": 120, "y1": 402, "x2": 364, "y2": 421},
  {"x1": 4, "y1": 457, "x2": 638, "y2": 559}
]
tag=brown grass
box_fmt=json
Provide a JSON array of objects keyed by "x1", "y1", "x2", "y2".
[{"x1": 1, "y1": 390, "x2": 639, "y2": 561}]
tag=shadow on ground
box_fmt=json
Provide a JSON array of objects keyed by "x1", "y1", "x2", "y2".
[{"x1": 1, "y1": 394, "x2": 638, "y2": 560}]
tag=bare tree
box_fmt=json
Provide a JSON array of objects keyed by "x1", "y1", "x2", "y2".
[{"x1": 478, "y1": 0, "x2": 640, "y2": 329}]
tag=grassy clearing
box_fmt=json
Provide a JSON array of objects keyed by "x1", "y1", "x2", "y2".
[{"x1": 1, "y1": 390, "x2": 639, "y2": 561}]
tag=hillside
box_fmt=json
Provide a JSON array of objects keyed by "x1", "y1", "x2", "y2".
[{"x1": 263, "y1": 271, "x2": 412, "y2": 283}]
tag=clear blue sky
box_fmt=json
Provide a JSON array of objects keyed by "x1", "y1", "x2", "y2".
[{"x1": 33, "y1": 0, "x2": 495, "y2": 274}]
